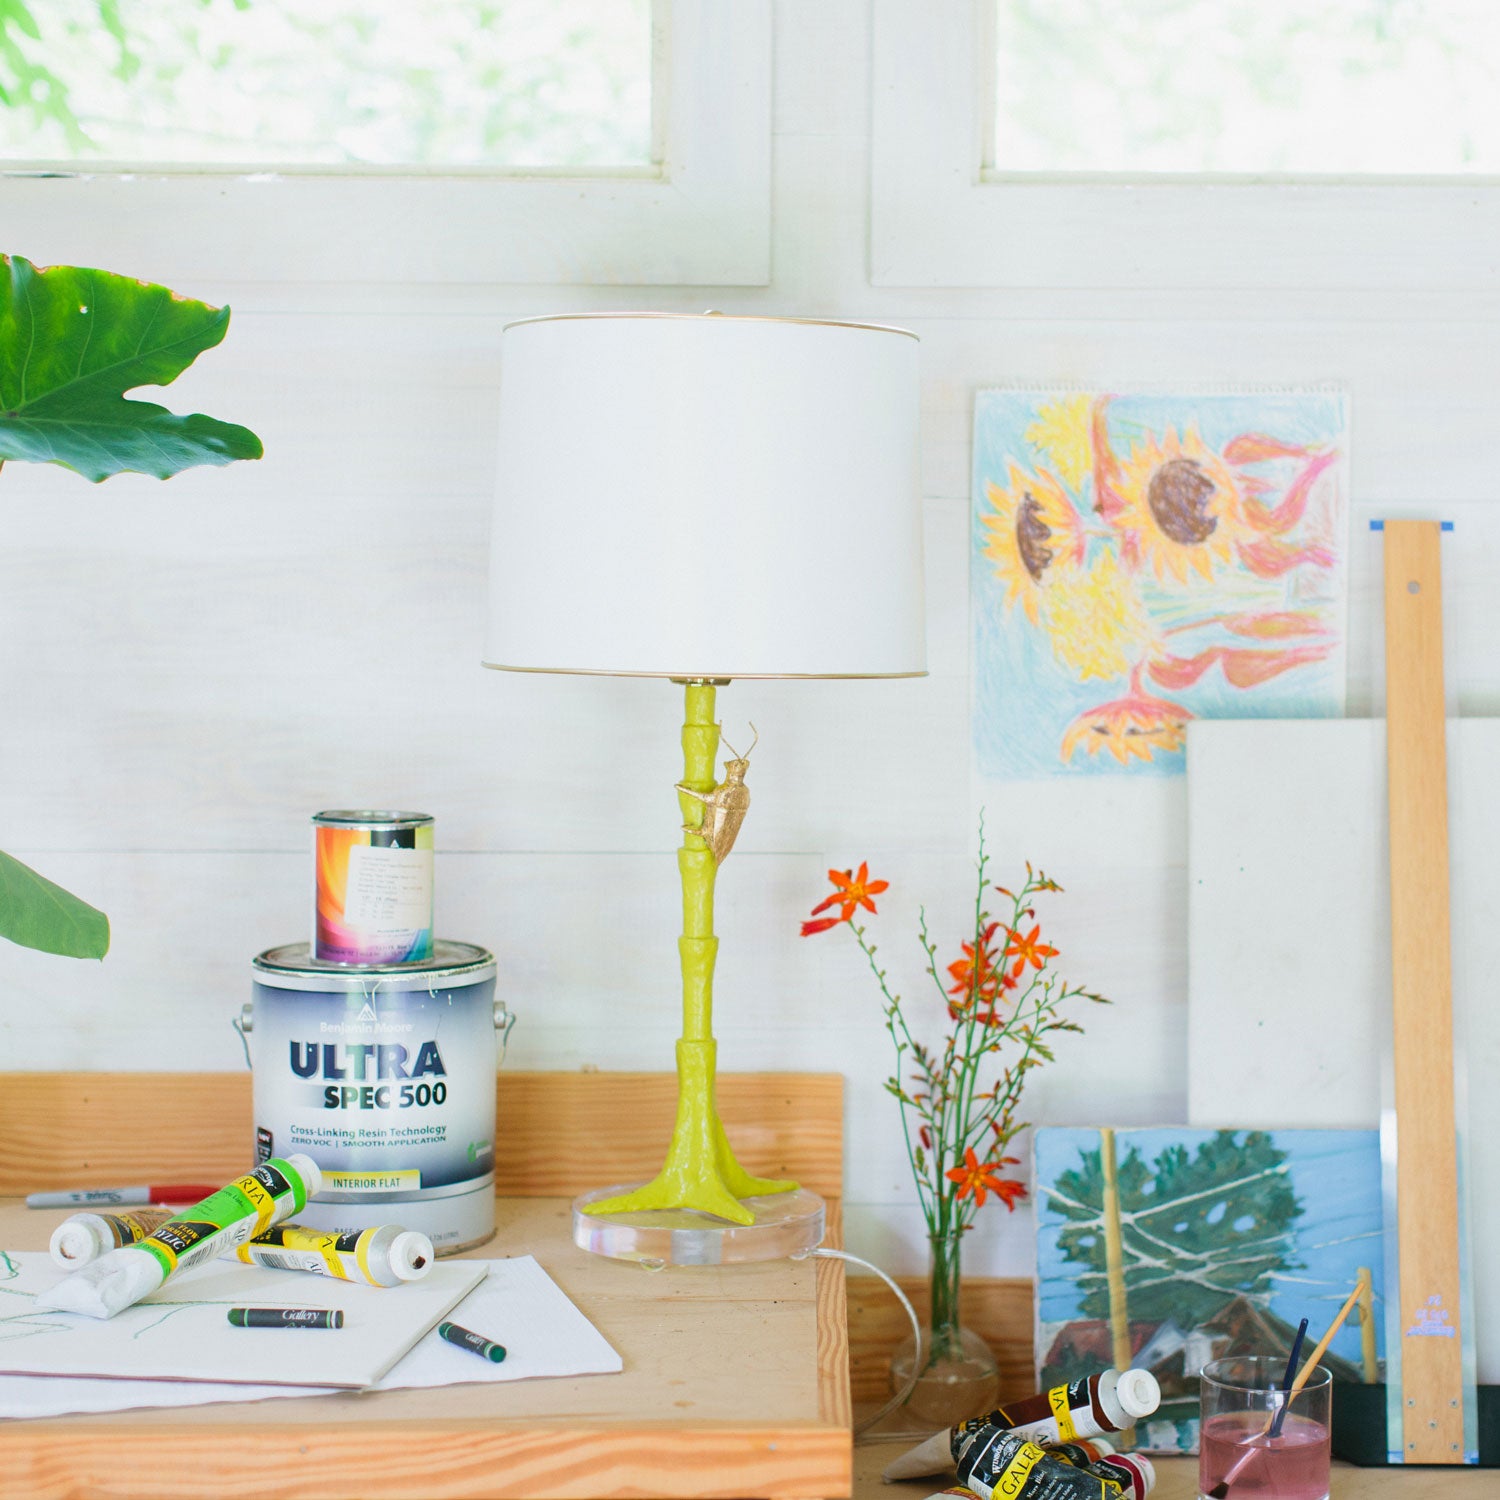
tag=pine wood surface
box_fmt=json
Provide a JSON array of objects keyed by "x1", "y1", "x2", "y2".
[
  {"x1": 0, "y1": 1071, "x2": 843, "y2": 1201},
  {"x1": 0, "y1": 1193, "x2": 849, "y2": 1499},
  {"x1": 846, "y1": 1275, "x2": 1032, "y2": 1407},
  {"x1": 0, "y1": 1070, "x2": 849, "y2": 1498},
  {"x1": 1383, "y1": 522, "x2": 1466, "y2": 1463},
  {"x1": 854, "y1": 1444, "x2": 1495, "y2": 1499}
]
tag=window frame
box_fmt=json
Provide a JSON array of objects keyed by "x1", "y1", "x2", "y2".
[
  {"x1": 872, "y1": 0, "x2": 1500, "y2": 290},
  {"x1": 0, "y1": 0, "x2": 771, "y2": 287}
]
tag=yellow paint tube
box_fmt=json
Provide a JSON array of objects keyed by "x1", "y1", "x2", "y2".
[
  {"x1": 49, "y1": 1207, "x2": 176, "y2": 1267},
  {"x1": 35, "y1": 1155, "x2": 319, "y2": 1319},
  {"x1": 227, "y1": 1222, "x2": 433, "y2": 1286}
]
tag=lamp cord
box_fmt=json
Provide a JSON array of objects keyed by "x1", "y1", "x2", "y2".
[{"x1": 809, "y1": 1247, "x2": 923, "y2": 1440}]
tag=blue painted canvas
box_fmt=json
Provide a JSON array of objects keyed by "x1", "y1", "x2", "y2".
[
  {"x1": 973, "y1": 391, "x2": 1349, "y2": 778},
  {"x1": 1033, "y1": 1125, "x2": 1385, "y2": 1455}
]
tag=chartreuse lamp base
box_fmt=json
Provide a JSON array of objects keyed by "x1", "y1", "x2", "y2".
[
  {"x1": 572, "y1": 1185, "x2": 826, "y2": 1268},
  {"x1": 576, "y1": 681, "x2": 810, "y2": 1262}
]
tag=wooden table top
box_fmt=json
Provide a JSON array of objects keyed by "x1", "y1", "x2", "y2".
[{"x1": 0, "y1": 1195, "x2": 849, "y2": 1498}]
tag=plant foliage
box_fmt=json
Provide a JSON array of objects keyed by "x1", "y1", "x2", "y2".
[
  {"x1": 0, "y1": 254, "x2": 263, "y2": 482},
  {"x1": 0, "y1": 849, "x2": 108, "y2": 959}
]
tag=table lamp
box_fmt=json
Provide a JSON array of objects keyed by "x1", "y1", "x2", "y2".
[{"x1": 484, "y1": 312, "x2": 924, "y2": 1263}]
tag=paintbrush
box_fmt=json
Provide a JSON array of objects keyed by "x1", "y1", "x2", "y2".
[
  {"x1": 1207, "y1": 1283, "x2": 1363, "y2": 1499},
  {"x1": 1268, "y1": 1318, "x2": 1310, "y2": 1441}
]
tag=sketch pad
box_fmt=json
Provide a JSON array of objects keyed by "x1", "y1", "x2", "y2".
[
  {"x1": 0, "y1": 1252, "x2": 485, "y2": 1389},
  {"x1": 0, "y1": 1256, "x2": 621, "y2": 1419}
]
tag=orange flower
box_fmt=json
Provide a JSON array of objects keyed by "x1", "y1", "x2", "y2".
[
  {"x1": 808, "y1": 861, "x2": 888, "y2": 922},
  {"x1": 946, "y1": 921, "x2": 1008, "y2": 1010},
  {"x1": 1060, "y1": 662, "x2": 1192, "y2": 767},
  {"x1": 945, "y1": 1149, "x2": 1026, "y2": 1209},
  {"x1": 800, "y1": 917, "x2": 841, "y2": 937},
  {"x1": 1004, "y1": 924, "x2": 1057, "y2": 980}
]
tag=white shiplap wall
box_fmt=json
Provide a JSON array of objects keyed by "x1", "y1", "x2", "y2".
[{"x1": 2, "y1": 1, "x2": 1498, "y2": 1283}]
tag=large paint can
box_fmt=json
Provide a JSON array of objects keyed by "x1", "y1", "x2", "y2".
[
  {"x1": 313, "y1": 809, "x2": 434, "y2": 964},
  {"x1": 242, "y1": 942, "x2": 511, "y2": 1254}
]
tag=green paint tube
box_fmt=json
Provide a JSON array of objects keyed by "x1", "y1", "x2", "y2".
[{"x1": 35, "y1": 1155, "x2": 320, "y2": 1320}]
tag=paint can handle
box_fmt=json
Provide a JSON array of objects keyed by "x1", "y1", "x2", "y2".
[
  {"x1": 232, "y1": 1002, "x2": 254, "y2": 1069},
  {"x1": 493, "y1": 999, "x2": 516, "y2": 1064}
]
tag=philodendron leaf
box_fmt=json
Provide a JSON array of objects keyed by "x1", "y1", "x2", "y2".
[
  {"x1": 0, "y1": 254, "x2": 263, "y2": 482},
  {"x1": 0, "y1": 847, "x2": 109, "y2": 958}
]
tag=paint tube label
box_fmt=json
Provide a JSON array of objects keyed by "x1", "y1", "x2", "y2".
[
  {"x1": 134, "y1": 1159, "x2": 306, "y2": 1279},
  {"x1": 1049, "y1": 1383, "x2": 1078, "y2": 1443},
  {"x1": 1046, "y1": 1444, "x2": 1151, "y2": 1499},
  {"x1": 94, "y1": 1209, "x2": 174, "y2": 1248},
  {"x1": 958, "y1": 1433, "x2": 1124, "y2": 1500},
  {"x1": 967, "y1": 1374, "x2": 1114, "y2": 1451}
]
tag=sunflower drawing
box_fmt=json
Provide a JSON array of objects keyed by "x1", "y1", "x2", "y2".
[
  {"x1": 972, "y1": 390, "x2": 1348, "y2": 779},
  {"x1": 1102, "y1": 425, "x2": 1251, "y2": 585},
  {"x1": 981, "y1": 462, "x2": 1086, "y2": 624}
]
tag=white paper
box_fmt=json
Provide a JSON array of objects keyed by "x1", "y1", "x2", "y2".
[
  {"x1": 341, "y1": 844, "x2": 433, "y2": 931},
  {"x1": 0, "y1": 1249, "x2": 483, "y2": 1390},
  {"x1": 0, "y1": 1255, "x2": 620, "y2": 1420}
]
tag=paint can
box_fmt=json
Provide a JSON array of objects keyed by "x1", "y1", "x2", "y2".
[
  {"x1": 312, "y1": 809, "x2": 434, "y2": 964},
  {"x1": 240, "y1": 942, "x2": 512, "y2": 1255}
]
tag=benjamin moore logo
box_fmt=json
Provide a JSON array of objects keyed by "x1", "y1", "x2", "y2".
[{"x1": 356, "y1": 1001, "x2": 378, "y2": 1023}]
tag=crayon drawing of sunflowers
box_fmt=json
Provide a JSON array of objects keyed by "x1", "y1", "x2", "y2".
[{"x1": 972, "y1": 390, "x2": 1348, "y2": 777}]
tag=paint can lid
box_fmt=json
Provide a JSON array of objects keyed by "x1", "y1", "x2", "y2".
[
  {"x1": 311, "y1": 809, "x2": 433, "y2": 829},
  {"x1": 389, "y1": 1230, "x2": 435, "y2": 1282},
  {"x1": 252, "y1": 940, "x2": 496, "y2": 990}
]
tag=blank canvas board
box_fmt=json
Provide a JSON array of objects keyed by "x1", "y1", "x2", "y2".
[
  {"x1": 0, "y1": 1251, "x2": 485, "y2": 1388},
  {"x1": 0, "y1": 1255, "x2": 620, "y2": 1420},
  {"x1": 1185, "y1": 718, "x2": 1500, "y2": 1383}
]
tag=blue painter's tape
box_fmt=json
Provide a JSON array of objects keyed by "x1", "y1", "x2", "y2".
[{"x1": 1368, "y1": 520, "x2": 1455, "y2": 531}]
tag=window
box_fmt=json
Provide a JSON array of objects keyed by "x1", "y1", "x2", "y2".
[
  {"x1": 872, "y1": 0, "x2": 1500, "y2": 289},
  {"x1": 0, "y1": 1, "x2": 771, "y2": 286},
  {"x1": 0, "y1": 0, "x2": 653, "y2": 170},
  {"x1": 990, "y1": 0, "x2": 1500, "y2": 176}
]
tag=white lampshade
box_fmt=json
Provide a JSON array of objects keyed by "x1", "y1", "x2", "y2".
[{"x1": 483, "y1": 312, "x2": 926, "y2": 679}]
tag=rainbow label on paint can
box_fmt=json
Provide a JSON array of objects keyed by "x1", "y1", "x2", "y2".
[
  {"x1": 313, "y1": 809, "x2": 434, "y2": 965},
  {"x1": 247, "y1": 942, "x2": 505, "y2": 1253}
]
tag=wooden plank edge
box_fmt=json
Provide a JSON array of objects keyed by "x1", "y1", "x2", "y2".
[
  {"x1": 817, "y1": 1198, "x2": 852, "y2": 1433},
  {"x1": 0, "y1": 1420, "x2": 852, "y2": 1500}
]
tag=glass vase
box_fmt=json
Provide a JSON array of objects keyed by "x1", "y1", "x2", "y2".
[{"x1": 889, "y1": 1228, "x2": 1000, "y2": 1429}]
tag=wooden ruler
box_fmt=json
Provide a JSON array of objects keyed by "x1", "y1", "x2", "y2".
[{"x1": 1382, "y1": 520, "x2": 1465, "y2": 1462}]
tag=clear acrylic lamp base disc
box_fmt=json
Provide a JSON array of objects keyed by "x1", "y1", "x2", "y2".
[{"x1": 571, "y1": 1185, "x2": 826, "y2": 1267}]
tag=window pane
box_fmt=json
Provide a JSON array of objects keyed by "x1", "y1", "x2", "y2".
[
  {"x1": 993, "y1": 0, "x2": 1500, "y2": 174},
  {"x1": 0, "y1": 0, "x2": 652, "y2": 168}
]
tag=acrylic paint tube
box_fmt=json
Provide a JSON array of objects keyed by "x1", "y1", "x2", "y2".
[
  {"x1": 1047, "y1": 1442, "x2": 1156, "y2": 1499},
  {"x1": 49, "y1": 1207, "x2": 176, "y2": 1267},
  {"x1": 955, "y1": 1433, "x2": 1127, "y2": 1499},
  {"x1": 227, "y1": 1222, "x2": 433, "y2": 1286},
  {"x1": 886, "y1": 1370, "x2": 1161, "y2": 1484},
  {"x1": 35, "y1": 1155, "x2": 319, "y2": 1320},
  {"x1": 973, "y1": 1369, "x2": 1161, "y2": 1448}
]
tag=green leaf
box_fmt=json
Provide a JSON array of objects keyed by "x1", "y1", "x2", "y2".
[
  {"x1": 0, "y1": 847, "x2": 108, "y2": 958},
  {"x1": 0, "y1": 255, "x2": 263, "y2": 482}
]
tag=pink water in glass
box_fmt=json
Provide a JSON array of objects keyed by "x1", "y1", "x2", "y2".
[{"x1": 1199, "y1": 1410, "x2": 1331, "y2": 1499}]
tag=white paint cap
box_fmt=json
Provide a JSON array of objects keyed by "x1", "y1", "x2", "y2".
[
  {"x1": 1114, "y1": 1367, "x2": 1162, "y2": 1420},
  {"x1": 284, "y1": 1152, "x2": 323, "y2": 1199},
  {"x1": 50, "y1": 1217, "x2": 108, "y2": 1266},
  {"x1": 389, "y1": 1230, "x2": 434, "y2": 1282}
]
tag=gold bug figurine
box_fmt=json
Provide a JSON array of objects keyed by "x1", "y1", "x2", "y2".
[{"x1": 678, "y1": 725, "x2": 757, "y2": 864}]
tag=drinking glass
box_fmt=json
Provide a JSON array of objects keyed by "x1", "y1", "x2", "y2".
[{"x1": 1199, "y1": 1354, "x2": 1332, "y2": 1500}]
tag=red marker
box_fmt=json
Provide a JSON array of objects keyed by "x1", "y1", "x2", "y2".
[{"x1": 26, "y1": 1184, "x2": 224, "y2": 1209}]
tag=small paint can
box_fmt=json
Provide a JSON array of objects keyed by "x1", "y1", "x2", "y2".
[
  {"x1": 241, "y1": 942, "x2": 512, "y2": 1255},
  {"x1": 313, "y1": 809, "x2": 434, "y2": 964}
]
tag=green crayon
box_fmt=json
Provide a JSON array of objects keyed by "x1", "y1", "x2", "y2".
[
  {"x1": 438, "y1": 1320, "x2": 505, "y2": 1362},
  {"x1": 228, "y1": 1306, "x2": 343, "y2": 1329}
]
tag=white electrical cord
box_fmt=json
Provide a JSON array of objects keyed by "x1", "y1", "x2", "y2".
[{"x1": 809, "y1": 1247, "x2": 924, "y2": 1440}]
